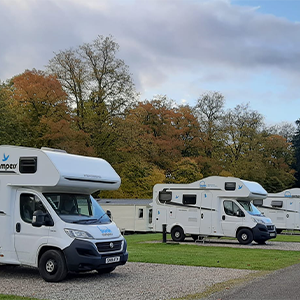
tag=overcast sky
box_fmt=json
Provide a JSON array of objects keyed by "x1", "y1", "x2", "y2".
[{"x1": 1, "y1": 0, "x2": 300, "y2": 125}]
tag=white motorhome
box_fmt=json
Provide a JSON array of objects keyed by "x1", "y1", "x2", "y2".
[
  {"x1": 152, "y1": 176, "x2": 277, "y2": 245},
  {"x1": 253, "y1": 188, "x2": 300, "y2": 233},
  {"x1": 0, "y1": 145, "x2": 128, "y2": 282},
  {"x1": 97, "y1": 199, "x2": 152, "y2": 233}
]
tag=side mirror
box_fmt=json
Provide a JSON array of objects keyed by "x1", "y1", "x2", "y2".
[
  {"x1": 32, "y1": 210, "x2": 54, "y2": 227},
  {"x1": 106, "y1": 210, "x2": 112, "y2": 219}
]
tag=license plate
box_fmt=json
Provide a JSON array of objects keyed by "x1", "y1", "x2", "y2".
[
  {"x1": 270, "y1": 232, "x2": 276, "y2": 237},
  {"x1": 106, "y1": 256, "x2": 120, "y2": 264}
]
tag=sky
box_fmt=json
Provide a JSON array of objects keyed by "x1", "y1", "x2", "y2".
[{"x1": 0, "y1": 0, "x2": 300, "y2": 126}]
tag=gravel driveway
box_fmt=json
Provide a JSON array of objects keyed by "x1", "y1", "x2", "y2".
[{"x1": 0, "y1": 262, "x2": 254, "y2": 300}]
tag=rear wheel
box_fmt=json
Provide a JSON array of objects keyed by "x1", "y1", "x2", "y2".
[
  {"x1": 39, "y1": 249, "x2": 68, "y2": 282},
  {"x1": 171, "y1": 226, "x2": 185, "y2": 242},
  {"x1": 237, "y1": 228, "x2": 253, "y2": 245}
]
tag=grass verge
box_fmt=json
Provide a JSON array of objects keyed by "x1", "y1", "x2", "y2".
[{"x1": 126, "y1": 233, "x2": 300, "y2": 271}]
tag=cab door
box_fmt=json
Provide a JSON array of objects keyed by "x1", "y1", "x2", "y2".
[
  {"x1": 221, "y1": 200, "x2": 244, "y2": 237},
  {"x1": 14, "y1": 191, "x2": 50, "y2": 266}
]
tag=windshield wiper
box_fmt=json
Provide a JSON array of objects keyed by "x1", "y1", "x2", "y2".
[{"x1": 72, "y1": 218, "x2": 98, "y2": 224}]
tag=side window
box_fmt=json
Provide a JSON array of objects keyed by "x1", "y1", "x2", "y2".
[
  {"x1": 138, "y1": 208, "x2": 144, "y2": 219},
  {"x1": 149, "y1": 208, "x2": 152, "y2": 224},
  {"x1": 182, "y1": 194, "x2": 196, "y2": 205},
  {"x1": 224, "y1": 200, "x2": 242, "y2": 217},
  {"x1": 20, "y1": 193, "x2": 47, "y2": 223}
]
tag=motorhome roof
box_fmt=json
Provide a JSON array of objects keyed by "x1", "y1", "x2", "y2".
[
  {"x1": 154, "y1": 176, "x2": 267, "y2": 199},
  {"x1": 0, "y1": 145, "x2": 121, "y2": 193},
  {"x1": 268, "y1": 188, "x2": 300, "y2": 198}
]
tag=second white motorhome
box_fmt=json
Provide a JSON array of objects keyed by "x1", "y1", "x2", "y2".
[
  {"x1": 152, "y1": 176, "x2": 277, "y2": 245},
  {"x1": 0, "y1": 145, "x2": 128, "y2": 282},
  {"x1": 253, "y1": 188, "x2": 300, "y2": 233},
  {"x1": 97, "y1": 199, "x2": 153, "y2": 233}
]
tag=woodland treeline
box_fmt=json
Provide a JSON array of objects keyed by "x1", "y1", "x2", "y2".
[{"x1": 1, "y1": 35, "x2": 300, "y2": 198}]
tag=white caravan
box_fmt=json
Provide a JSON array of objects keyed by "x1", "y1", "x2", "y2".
[
  {"x1": 253, "y1": 188, "x2": 300, "y2": 233},
  {"x1": 152, "y1": 176, "x2": 277, "y2": 245},
  {"x1": 0, "y1": 145, "x2": 128, "y2": 282},
  {"x1": 98, "y1": 199, "x2": 153, "y2": 233}
]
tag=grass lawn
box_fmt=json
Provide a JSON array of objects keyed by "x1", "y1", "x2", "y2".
[{"x1": 126, "y1": 233, "x2": 300, "y2": 271}]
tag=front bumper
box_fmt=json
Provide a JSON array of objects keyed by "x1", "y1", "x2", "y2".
[
  {"x1": 252, "y1": 223, "x2": 277, "y2": 241},
  {"x1": 63, "y1": 238, "x2": 128, "y2": 272}
]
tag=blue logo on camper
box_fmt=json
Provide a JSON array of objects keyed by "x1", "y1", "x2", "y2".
[
  {"x1": 284, "y1": 191, "x2": 292, "y2": 198},
  {"x1": 199, "y1": 181, "x2": 206, "y2": 188},
  {"x1": 176, "y1": 195, "x2": 179, "y2": 199},
  {"x1": 98, "y1": 226, "x2": 113, "y2": 236},
  {"x1": 238, "y1": 185, "x2": 243, "y2": 190},
  {"x1": 2, "y1": 153, "x2": 9, "y2": 162}
]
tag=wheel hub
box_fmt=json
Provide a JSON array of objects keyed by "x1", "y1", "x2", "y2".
[
  {"x1": 45, "y1": 259, "x2": 56, "y2": 273},
  {"x1": 241, "y1": 233, "x2": 248, "y2": 240}
]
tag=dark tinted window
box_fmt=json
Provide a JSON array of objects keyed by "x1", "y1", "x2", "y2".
[
  {"x1": 19, "y1": 157, "x2": 37, "y2": 174},
  {"x1": 183, "y1": 194, "x2": 196, "y2": 205},
  {"x1": 225, "y1": 182, "x2": 236, "y2": 191}
]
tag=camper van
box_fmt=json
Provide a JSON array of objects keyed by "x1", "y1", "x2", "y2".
[
  {"x1": 0, "y1": 145, "x2": 128, "y2": 282},
  {"x1": 98, "y1": 199, "x2": 153, "y2": 233},
  {"x1": 152, "y1": 176, "x2": 277, "y2": 245},
  {"x1": 253, "y1": 188, "x2": 300, "y2": 233}
]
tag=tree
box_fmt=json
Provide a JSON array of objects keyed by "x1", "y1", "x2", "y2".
[
  {"x1": 292, "y1": 119, "x2": 300, "y2": 187},
  {"x1": 194, "y1": 91, "x2": 225, "y2": 158},
  {"x1": 9, "y1": 69, "x2": 93, "y2": 154}
]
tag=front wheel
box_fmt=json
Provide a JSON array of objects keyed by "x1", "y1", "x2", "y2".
[
  {"x1": 39, "y1": 249, "x2": 68, "y2": 282},
  {"x1": 237, "y1": 228, "x2": 253, "y2": 245},
  {"x1": 171, "y1": 226, "x2": 185, "y2": 242}
]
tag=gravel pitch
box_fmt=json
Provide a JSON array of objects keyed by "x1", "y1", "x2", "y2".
[
  {"x1": 0, "y1": 262, "x2": 254, "y2": 300},
  {"x1": 1, "y1": 239, "x2": 298, "y2": 300}
]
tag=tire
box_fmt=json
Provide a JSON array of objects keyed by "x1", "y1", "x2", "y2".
[
  {"x1": 237, "y1": 228, "x2": 253, "y2": 245},
  {"x1": 97, "y1": 267, "x2": 116, "y2": 274},
  {"x1": 171, "y1": 226, "x2": 185, "y2": 242},
  {"x1": 39, "y1": 249, "x2": 68, "y2": 282}
]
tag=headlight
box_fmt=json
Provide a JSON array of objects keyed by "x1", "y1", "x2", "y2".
[
  {"x1": 64, "y1": 228, "x2": 94, "y2": 239},
  {"x1": 251, "y1": 218, "x2": 265, "y2": 225}
]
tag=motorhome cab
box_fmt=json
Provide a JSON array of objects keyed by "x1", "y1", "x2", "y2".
[
  {"x1": 253, "y1": 188, "x2": 300, "y2": 233},
  {"x1": 152, "y1": 176, "x2": 277, "y2": 245},
  {"x1": 0, "y1": 145, "x2": 128, "y2": 282}
]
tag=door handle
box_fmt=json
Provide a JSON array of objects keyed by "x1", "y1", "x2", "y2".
[
  {"x1": 222, "y1": 215, "x2": 225, "y2": 220},
  {"x1": 201, "y1": 213, "x2": 204, "y2": 219},
  {"x1": 16, "y1": 223, "x2": 21, "y2": 232}
]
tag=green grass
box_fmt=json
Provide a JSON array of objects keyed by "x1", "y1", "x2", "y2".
[
  {"x1": 274, "y1": 233, "x2": 300, "y2": 243},
  {"x1": 126, "y1": 233, "x2": 300, "y2": 271}
]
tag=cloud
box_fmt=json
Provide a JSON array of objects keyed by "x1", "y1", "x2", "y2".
[{"x1": 0, "y1": 0, "x2": 299, "y2": 124}]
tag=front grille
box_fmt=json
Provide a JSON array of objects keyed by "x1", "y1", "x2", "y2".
[
  {"x1": 267, "y1": 225, "x2": 275, "y2": 231},
  {"x1": 96, "y1": 241, "x2": 122, "y2": 253}
]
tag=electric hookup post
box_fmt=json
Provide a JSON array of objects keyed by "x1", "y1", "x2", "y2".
[{"x1": 162, "y1": 224, "x2": 167, "y2": 243}]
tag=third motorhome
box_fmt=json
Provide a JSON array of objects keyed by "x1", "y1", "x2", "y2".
[
  {"x1": 253, "y1": 188, "x2": 300, "y2": 233},
  {"x1": 152, "y1": 176, "x2": 277, "y2": 244}
]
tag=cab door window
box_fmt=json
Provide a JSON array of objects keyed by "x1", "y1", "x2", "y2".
[
  {"x1": 20, "y1": 193, "x2": 47, "y2": 223},
  {"x1": 223, "y1": 200, "x2": 243, "y2": 217}
]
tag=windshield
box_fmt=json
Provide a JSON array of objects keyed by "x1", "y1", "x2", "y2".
[
  {"x1": 237, "y1": 200, "x2": 263, "y2": 216},
  {"x1": 43, "y1": 193, "x2": 111, "y2": 224}
]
